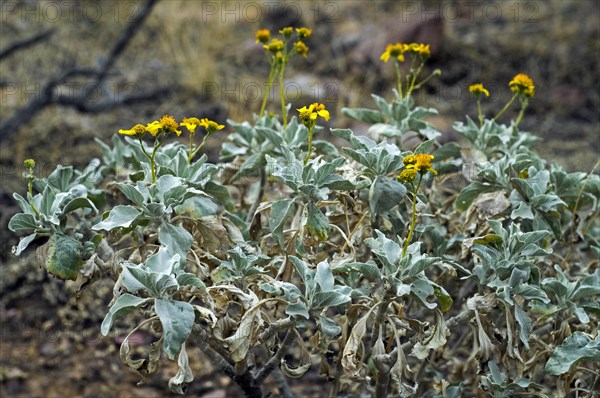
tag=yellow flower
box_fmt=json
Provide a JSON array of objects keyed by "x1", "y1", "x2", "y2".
[
  {"x1": 509, "y1": 73, "x2": 535, "y2": 97},
  {"x1": 181, "y1": 117, "x2": 202, "y2": 134},
  {"x1": 380, "y1": 43, "x2": 406, "y2": 63},
  {"x1": 297, "y1": 103, "x2": 330, "y2": 127},
  {"x1": 404, "y1": 43, "x2": 431, "y2": 59},
  {"x1": 296, "y1": 27, "x2": 312, "y2": 39},
  {"x1": 279, "y1": 27, "x2": 293, "y2": 38},
  {"x1": 145, "y1": 115, "x2": 182, "y2": 137},
  {"x1": 403, "y1": 154, "x2": 437, "y2": 175},
  {"x1": 119, "y1": 123, "x2": 147, "y2": 137},
  {"x1": 398, "y1": 168, "x2": 417, "y2": 183},
  {"x1": 24, "y1": 158, "x2": 35, "y2": 169},
  {"x1": 294, "y1": 41, "x2": 309, "y2": 58},
  {"x1": 469, "y1": 83, "x2": 490, "y2": 97},
  {"x1": 264, "y1": 38, "x2": 284, "y2": 53},
  {"x1": 255, "y1": 29, "x2": 270, "y2": 44},
  {"x1": 198, "y1": 118, "x2": 225, "y2": 134}
]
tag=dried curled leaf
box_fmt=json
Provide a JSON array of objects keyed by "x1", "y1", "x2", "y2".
[
  {"x1": 342, "y1": 310, "x2": 371, "y2": 379},
  {"x1": 280, "y1": 328, "x2": 311, "y2": 378},
  {"x1": 411, "y1": 309, "x2": 449, "y2": 360}
]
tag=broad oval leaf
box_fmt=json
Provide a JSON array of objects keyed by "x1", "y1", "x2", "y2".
[
  {"x1": 155, "y1": 298, "x2": 196, "y2": 360},
  {"x1": 101, "y1": 293, "x2": 153, "y2": 335}
]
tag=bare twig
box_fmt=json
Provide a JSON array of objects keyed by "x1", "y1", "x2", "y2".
[
  {"x1": 0, "y1": 29, "x2": 54, "y2": 60},
  {"x1": 0, "y1": 0, "x2": 160, "y2": 141}
]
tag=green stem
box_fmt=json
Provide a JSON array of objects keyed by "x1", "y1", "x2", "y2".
[
  {"x1": 188, "y1": 132, "x2": 211, "y2": 163},
  {"x1": 138, "y1": 136, "x2": 157, "y2": 183},
  {"x1": 477, "y1": 97, "x2": 484, "y2": 127},
  {"x1": 304, "y1": 126, "x2": 315, "y2": 165},
  {"x1": 407, "y1": 60, "x2": 424, "y2": 95},
  {"x1": 279, "y1": 62, "x2": 287, "y2": 127},
  {"x1": 494, "y1": 93, "x2": 518, "y2": 121},
  {"x1": 405, "y1": 55, "x2": 417, "y2": 95},
  {"x1": 402, "y1": 174, "x2": 422, "y2": 258},
  {"x1": 394, "y1": 60, "x2": 403, "y2": 99},
  {"x1": 514, "y1": 98, "x2": 529, "y2": 127},
  {"x1": 259, "y1": 63, "x2": 276, "y2": 117},
  {"x1": 413, "y1": 68, "x2": 439, "y2": 90}
]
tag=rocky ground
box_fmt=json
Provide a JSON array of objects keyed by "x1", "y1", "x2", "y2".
[{"x1": 1, "y1": 1, "x2": 598, "y2": 397}]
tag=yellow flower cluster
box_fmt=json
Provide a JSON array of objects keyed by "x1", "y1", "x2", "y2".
[
  {"x1": 297, "y1": 103, "x2": 330, "y2": 127},
  {"x1": 264, "y1": 38, "x2": 284, "y2": 53},
  {"x1": 181, "y1": 117, "x2": 225, "y2": 135},
  {"x1": 509, "y1": 73, "x2": 535, "y2": 97},
  {"x1": 294, "y1": 41, "x2": 309, "y2": 58},
  {"x1": 119, "y1": 116, "x2": 223, "y2": 137},
  {"x1": 398, "y1": 154, "x2": 437, "y2": 182},
  {"x1": 257, "y1": 26, "x2": 312, "y2": 59},
  {"x1": 255, "y1": 29, "x2": 270, "y2": 44},
  {"x1": 469, "y1": 83, "x2": 490, "y2": 97},
  {"x1": 380, "y1": 42, "x2": 430, "y2": 63}
]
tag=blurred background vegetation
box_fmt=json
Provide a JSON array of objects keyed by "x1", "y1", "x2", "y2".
[{"x1": 1, "y1": 0, "x2": 598, "y2": 396}]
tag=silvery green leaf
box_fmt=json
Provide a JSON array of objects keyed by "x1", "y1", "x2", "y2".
[
  {"x1": 311, "y1": 290, "x2": 351, "y2": 309},
  {"x1": 203, "y1": 181, "x2": 234, "y2": 211},
  {"x1": 13, "y1": 233, "x2": 37, "y2": 256},
  {"x1": 369, "y1": 123, "x2": 402, "y2": 138},
  {"x1": 176, "y1": 273, "x2": 206, "y2": 291},
  {"x1": 365, "y1": 230, "x2": 403, "y2": 272},
  {"x1": 269, "y1": 199, "x2": 296, "y2": 247},
  {"x1": 369, "y1": 176, "x2": 406, "y2": 218},
  {"x1": 39, "y1": 186, "x2": 56, "y2": 217},
  {"x1": 155, "y1": 298, "x2": 195, "y2": 360},
  {"x1": 12, "y1": 193, "x2": 35, "y2": 215},
  {"x1": 92, "y1": 205, "x2": 141, "y2": 231},
  {"x1": 144, "y1": 203, "x2": 165, "y2": 218},
  {"x1": 315, "y1": 261, "x2": 334, "y2": 291},
  {"x1": 305, "y1": 202, "x2": 329, "y2": 241},
  {"x1": 410, "y1": 277, "x2": 437, "y2": 309},
  {"x1": 514, "y1": 305, "x2": 532, "y2": 350},
  {"x1": 8, "y1": 213, "x2": 39, "y2": 232},
  {"x1": 456, "y1": 182, "x2": 497, "y2": 212},
  {"x1": 146, "y1": 246, "x2": 179, "y2": 274},
  {"x1": 341, "y1": 107, "x2": 384, "y2": 124},
  {"x1": 545, "y1": 332, "x2": 600, "y2": 375},
  {"x1": 62, "y1": 197, "x2": 98, "y2": 215},
  {"x1": 319, "y1": 315, "x2": 342, "y2": 338},
  {"x1": 290, "y1": 256, "x2": 316, "y2": 293},
  {"x1": 286, "y1": 301, "x2": 310, "y2": 319},
  {"x1": 159, "y1": 223, "x2": 193, "y2": 269},
  {"x1": 121, "y1": 264, "x2": 178, "y2": 298},
  {"x1": 116, "y1": 183, "x2": 146, "y2": 206},
  {"x1": 332, "y1": 260, "x2": 382, "y2": 280},
  {"x1": 414, "y1": 139, "x2": 435, "y2": 155},
  {"x1": 101, "y1": 293, "x2": 153, "y2": 335},
  {"x1": 46, "y1": 165, "x2": 73, "y2": 191}
]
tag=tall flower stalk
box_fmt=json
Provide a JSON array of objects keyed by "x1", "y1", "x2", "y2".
[
  {"x1": 297, "y1": 102, "x2": 330, "y2": 164},
  {"x1": 380, "y1": 42, "x2": 435, "y2": 99},
  {"x1": 181, "y1": 117, "x2": 225, "y2": 163},
  {"x1": 469, "y1": 83, "x2": 490, "y2": 127},
  {"x1": 397, "y1": 154, "x2": 437, "y2": 258},
  {"x1": 256, "y1": 27, "x2": 311, "y2": 126},
  {"x1": 119, "y1": 115, "x2": 181, "y2": 184},
  {"x1": 494, "y1": 73, "x2": 535, "y2": 125}
]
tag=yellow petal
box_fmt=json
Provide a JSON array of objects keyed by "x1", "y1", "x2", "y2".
[
  {"x1": 118, "y1": 128, "x2": 136, "y2": 136},
  {"x1": 317, "y1": 109, "x2": 330, "y2": 121}
]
